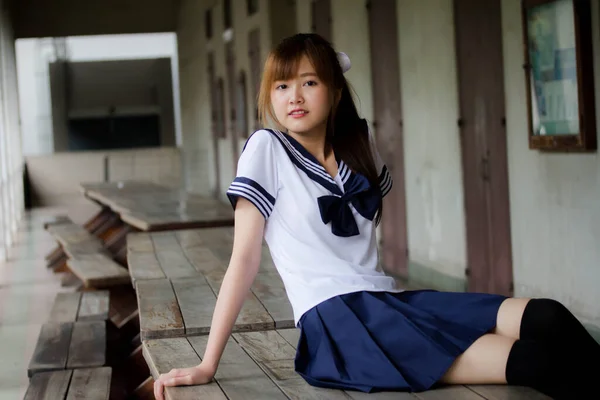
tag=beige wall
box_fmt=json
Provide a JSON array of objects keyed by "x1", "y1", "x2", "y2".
[
  {"x1": 397, "y1": 0, "x2": 467, "y2": 280},
  {"x1": 26, "y1": 147, "x2": 182, "y2": 207},
  {"x1": 502, "y1": 0, "x2": 600, "y2": 329},
  {"x1": 177, "y1": 0, "x2": 294, "y2": 199}
]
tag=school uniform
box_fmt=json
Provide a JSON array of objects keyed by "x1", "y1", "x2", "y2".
[{"x1": 226, "y1": 128, "x2": 506, "y2": 393}]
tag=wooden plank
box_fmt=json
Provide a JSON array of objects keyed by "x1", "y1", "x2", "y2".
[
  {"x1": 184, "y1": 247, "x2": 225, "y2": 275},
  {"x1": 203, "y1": 267, "x2": 274, "y2": 332},
  {"x1": 467, "y1": 385, "x2": 553, "y2": 400},
  {"x1": 171, "y1": 277, "x2": 216, "y2": 336},
  {"x1": 348, "y1": 391, "x2": 416, "y2": 400},
  {"x1": 67, "y1": 254, "x2": 130, "y2": 288},
  {"x1": 67, "y1": 321, "x2": 106, "y2": 369},
  {"x1": 234, "y1": 330, "x2": 350, "y2": 399},
  {"x1": 277, "y1": 329, "x2": 300, "y2": 348},
  {"x1": 187, "y1": 335, "x2": 288, "y2": 399},
  {"x1": 252, "y1": 269, "x2": 294, "y2": 329},
  {"x1": 78, "y1": 291, "x2": 110, "y2": 321},
  {"x1": 128, "y1": 251, "x2": 166, "y2": 287},
  {"x1": 49, "y1": 292, "x2": 82, "y2": 322},
  {"x1": 136, "y1": 279, "x2": 184, "y2": 340},
  {"x1": 28, "y1": 322, "x2": 73, "y2": 377},
  {"x1": 413, "y1": 386, "x2": 484, "y2": 400},
  {"x1": 66, "y1": 367, "x2": 112, "y2": 400},
  {"x1": 143, "y1": 338, "x2": 227, "y2": 400},
  {"x1": 151, "y1": 232, "x2": 179, "y2": 250},
  {"x1": 24, "y1": 370, "x2": 73, "y2": 400},
  {"x1": 155, "y1": 249, "x2": 199, "y2": 279},
  {"x1": 126, "y1": 232, "x2": 155, "y2": 252}
]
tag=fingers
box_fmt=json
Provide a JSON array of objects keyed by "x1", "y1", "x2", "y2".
[
  {"x1": 153, "y1": 369, "x2": 192, "y2": 399},
  {"x1": 164, "y1": 375, "x2": 192, "y2": 386},
  {"x1": 153, "y1": 379, "x2": 164, "y2": 400}
]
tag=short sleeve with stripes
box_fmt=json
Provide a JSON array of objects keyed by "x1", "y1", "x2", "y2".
[
  {"x1": 226, "y1": 130, "x2": 279, "y2": 219},
  {"x1": 368, "y1": 129, "x2": 393, "y2": 198}
]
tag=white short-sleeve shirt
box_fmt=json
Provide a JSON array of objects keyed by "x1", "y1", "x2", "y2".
[{"x1": 227, "y1": 128, "x2": 402, "y2": 326}]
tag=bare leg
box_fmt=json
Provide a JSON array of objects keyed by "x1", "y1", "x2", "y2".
[
  {"x1": 440, "y1": 333, "x2": 515, "y2": 385},
  {"x1": 492, "y1": 298, "x2": 530, "y2": 339}
]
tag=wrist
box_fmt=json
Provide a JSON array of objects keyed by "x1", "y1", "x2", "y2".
[{"x1": 198, "y1": 360, "x2": 218, "y2": 375}]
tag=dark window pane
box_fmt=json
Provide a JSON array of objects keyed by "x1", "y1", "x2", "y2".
[
  {"x1": 205, "y1": 9, "x2": 213, "y2": 39},
  {"x1": 224, "y1": 0, "x2": 232, "y2": 29},
  {"x1": 247, "y1": 0, "x2": 259, "y2": 15}
]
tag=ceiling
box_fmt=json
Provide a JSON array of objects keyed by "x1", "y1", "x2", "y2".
[{"x1": 9, "y1": 0, "x2": 181, "y2": 39}]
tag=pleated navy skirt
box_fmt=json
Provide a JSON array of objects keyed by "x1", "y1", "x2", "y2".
[{"x1": 294, "y1": 290, "x2": 507, "y2": 393}]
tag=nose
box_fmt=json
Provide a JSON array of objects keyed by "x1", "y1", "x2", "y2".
[{"x1": 289, "y1": 85, "x2": 304, "y2": 104}]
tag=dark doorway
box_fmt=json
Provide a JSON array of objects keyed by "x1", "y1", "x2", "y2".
[
  {"x1": 67, "y1": 114, "x2": 161, "y2": 151},
  {"x1": 454, "y1": 0, "x2": 513, "y2": 296},
  {"x1": 367, "y1": 0, "x2": 408, "y2": 279},
  {"x1": 311, "y1": 0, "x2": 332, "y2": 42}
]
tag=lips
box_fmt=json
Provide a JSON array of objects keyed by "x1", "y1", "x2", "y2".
[{"x1": 289, "y1": 109, "x2": 308, "y2": 116}]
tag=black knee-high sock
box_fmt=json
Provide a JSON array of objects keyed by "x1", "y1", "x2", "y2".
[
  {"x1": 506, "y1": 339, "x2": 594, "y2": 400},
  {"x1": 520, "y1": 298, "x2": 600, "y2": 359}
]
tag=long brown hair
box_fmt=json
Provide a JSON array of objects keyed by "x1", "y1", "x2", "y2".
[{"x1": 257, "y1": 33, "x2": 383, "y2": 224}]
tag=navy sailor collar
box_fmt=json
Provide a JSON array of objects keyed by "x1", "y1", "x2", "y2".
[{"x1": 265, "y1": 129, "x2": 351, "y2": 195}]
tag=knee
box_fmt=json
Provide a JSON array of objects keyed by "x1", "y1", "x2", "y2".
[{"x1": 522, "y1": 298, "x2": 573, "y2": 331}]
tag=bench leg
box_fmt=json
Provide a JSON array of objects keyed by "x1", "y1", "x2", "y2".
[
  {"x1": 85, "y1": 207, "x2": 114, "y2": 234},
  {"x1": 48, "y1": 254, "x2": 67, "y2": 271},
  {"x1": 61, "y1": 272, "x2": 83, "y2": 289},
  {"x1": 107, "y1": 286, "x2": 139, "y2": 333},
  {"x1": 94, "y1": 214, "x2": 123, "y2": 243},
  {"x1": 105, "y1": 224, "x2": 135, "y2": 257},
  {"x1": 44, "y1": 245, "x2": 64, "y2": 262},
  {"x1": 131, "y1": 376, "x2": 154, "y2": 400}
]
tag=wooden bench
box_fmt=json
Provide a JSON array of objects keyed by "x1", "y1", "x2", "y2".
[
  {"x1": 46, "y1": 222, "x2": 107, "y2": 259},
  {"x1": 24, "y1": 367, "x2": 112, "y2": 400},
  {"x1": 49, "y1": 291, "x2": 110, "y2": 322},
  {"x1": 143, "y1": 329, "x2": 551, "y2": 400},
  {"x1": 128, "y1": 228, "x2": 294, "y2": 340},
  {"x1": 27, "y1": 321, "x2": 107, "y2": 377},
  {"x1": 67, "y1": 254, "x2": 130, "y2": 289}
]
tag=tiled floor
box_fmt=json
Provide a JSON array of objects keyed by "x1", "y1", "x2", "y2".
[{"x1": 0, "y1": 205, "x2": 96, "y2": 400}]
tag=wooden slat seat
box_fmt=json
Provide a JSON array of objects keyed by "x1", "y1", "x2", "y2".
[
  {"x1": 24, "y1": 367, "x2": 112, "y2": 400},
  {"x1": 67, "y1": 254, "x2": 130, "y2": 288},
  {"x1": 49, "y1": 291, "x2": 110, "y2": 322},
  {"x1": 43, "y1": 215, "x2": 72, "y2": 230},
  {"x1": 28, "y1": 321, "x2": 107, "y2": 377},
  {"x1": 130, "y1": 228, "x2": 294, "y2": 340},
  {"x1": 143, "y1": 330, "x2": 552, "y2": 400},
  {"x1": 46, "y1": 222, "x2": 107, "y2": 259}
]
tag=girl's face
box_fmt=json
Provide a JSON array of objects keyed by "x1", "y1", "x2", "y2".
[{"x1": 270, "y1": 55, "x2": 333, "y2": 137}]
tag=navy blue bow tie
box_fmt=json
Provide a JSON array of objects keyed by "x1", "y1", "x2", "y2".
[{"x1": 317, "y1": 173, "x2": 381, "y2": 237}]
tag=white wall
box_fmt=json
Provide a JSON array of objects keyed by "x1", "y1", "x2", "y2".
[
  {"x1": 331, "y1": 0, "x2": 373, "y2": 126},
  {"x1": 16, "y1": 33, "x2": 181, "y2": 156},
  {"x1": 502, "y1": 0, "x2": 600, "y2": 328},
  {"x1": 397, "y1": 0, "x2": 467, "y2": 279},
  {"x1": 0, "y1": 0, "x2": 25, "y2": 259}
]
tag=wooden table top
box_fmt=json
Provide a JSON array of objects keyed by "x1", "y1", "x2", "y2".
[
  {"x1": 127, "y1": 227, "x2": 294, "y2": 340},
  {"x1": 80, "y1": 181, "x2": 234, "y2": 231},
  {"x1": 143, "y1": 329, "x2": 551, "y2": 400}
]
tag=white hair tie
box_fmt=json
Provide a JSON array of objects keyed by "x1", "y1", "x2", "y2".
[{"x1": 337, "y1": 52, "x2": 351, "y2": 73}]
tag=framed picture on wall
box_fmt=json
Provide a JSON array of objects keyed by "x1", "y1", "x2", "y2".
[{"x1": 522, "y1": 0, "x2": 596, "y2": 151}]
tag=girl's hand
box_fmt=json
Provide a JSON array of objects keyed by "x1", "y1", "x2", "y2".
[{"x1": 153, "y1": 363, "x2": 215, "y2": 400}]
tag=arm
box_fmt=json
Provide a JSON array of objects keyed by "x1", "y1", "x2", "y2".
[{"x1": 154, "y1": 198, "x2": 265, "y2": 399}]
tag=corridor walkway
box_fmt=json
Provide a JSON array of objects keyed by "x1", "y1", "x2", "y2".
[{"x1": 0, "y1": 205, "x2": 98, "y2": 399}]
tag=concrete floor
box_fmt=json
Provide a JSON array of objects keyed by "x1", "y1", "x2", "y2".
[{"x1": 0, "y1": 205, "x2": 97, "y2": 400}]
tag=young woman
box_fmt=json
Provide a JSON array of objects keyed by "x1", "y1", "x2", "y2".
[{"x1": 154, "y1": 33, "x2": 599, "y2": 400}]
